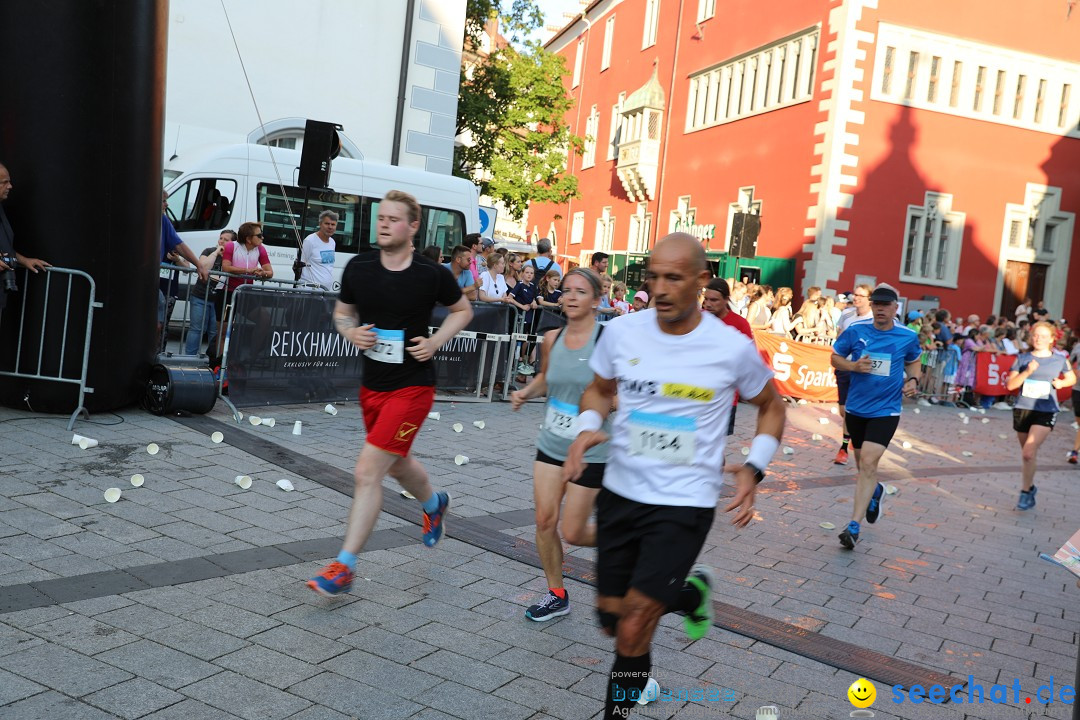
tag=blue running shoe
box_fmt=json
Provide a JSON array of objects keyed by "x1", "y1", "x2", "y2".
[
  {"x1": 1016, "y1": 486, "x2": 1037, "y2": 511},
  {"x1": 422, "y1": 492, "x2": 450, "y2": 547},
  {"x1": 307, "y1": 561, "x2": 353, "y2": 597},
  {"x1": 865, "y1": 483, "x2": 884, "y2": 524}
]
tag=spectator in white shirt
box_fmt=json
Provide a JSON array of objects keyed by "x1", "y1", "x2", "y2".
[
  {"x1": 479, "y1": 253, "x2": 510, "y2": 303},
  {"x1": 299, "y1": 210, "x2": 338, "y2": 290}
]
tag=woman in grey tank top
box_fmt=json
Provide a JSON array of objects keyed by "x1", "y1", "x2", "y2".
[{"x1": 510, "y1": 269, "x2": 611, "y2": 622}]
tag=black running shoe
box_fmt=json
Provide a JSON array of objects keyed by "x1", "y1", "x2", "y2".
[
  {"x1": 525, "y1": 590, "x2": 569, "y2": 622},
  {"x1": 839, "y1": 528, "x2": 860, "y2": 549},
  {"x1": 865, "y1": 483, "x2": 884, "y2": 524}
]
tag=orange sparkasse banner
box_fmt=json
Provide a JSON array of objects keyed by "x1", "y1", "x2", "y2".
[{"x1": 753, "y1": 331, "x2": 838, "y2": 402}]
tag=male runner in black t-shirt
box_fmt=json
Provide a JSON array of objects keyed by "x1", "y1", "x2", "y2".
[{"x1": 308, "y1": 190, "x2": 473, "y2": 597}]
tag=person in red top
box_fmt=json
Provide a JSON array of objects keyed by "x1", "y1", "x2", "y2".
[{"x1": 703, "y1": 278, "x2": 755, "y2": 438}]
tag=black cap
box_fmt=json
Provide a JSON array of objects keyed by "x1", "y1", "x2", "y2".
[{"x1": 869, "y1": 283, "x2": 899, "y2": 303}]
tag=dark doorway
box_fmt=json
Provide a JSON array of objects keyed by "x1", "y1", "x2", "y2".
[
  {"x1": 738, "y1": 265, "x2": 762, "y2": 285},
  {"x1": 1000, "y1": 260, "x2": 1048, "y2": 319}
]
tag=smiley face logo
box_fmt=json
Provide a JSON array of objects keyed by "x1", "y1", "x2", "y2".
[{"x1": 847, "y1": 678, "x2": 876, "y2": 708}]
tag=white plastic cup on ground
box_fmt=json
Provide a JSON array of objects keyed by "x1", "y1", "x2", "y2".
[
  {"x1": 276, "y1": 478, "x2": 295, "y2": 492},
  {"x1": 79, "y1": 438, "x2": 99, "y2": 449},
  {"x1": 130, "y1": 474, "x2": 145, "y2": 487},
  {"x1": 324, "y1": 404, "x2": 338, "y2": 416},
  {"x1": 234, "y1": 475, "x2": 252, "y2": 489},
  {"x1": 293, "y1": 421, "x2": 302, "y2": 436},
  {"x1": 454, "y1": 455, "x2": 469, "y2": 465},
  {"x1": 427, "y1": 412, "x2": 440, "y2": 421},
  {"x1": 782, "y1": 446, "x2": 794, "y2": 455},
  {"x1": 103, "y1": 488, "x2": 122, "y2": 503},
  {"x1": 249, "y1": 416, "x2": 262, "y2": 426},
  {"x1": 146, "y1": 443, "x2": 159, "y2": 455},
  {"x1": 71, "y1": 434, "x2": 88, "y2": 445},
  {"x1": 262, "y1": 418, "x2": 276, "y2": 428},
  {"x1": 452, "y1": 423, "x2": 464, "y2": 433},
  {"x1": 473, "y1": 420, "x2": 486, "y2": 429},
  {"x1": 210, "y1": 431, "x2": 224, "y2": 444}
]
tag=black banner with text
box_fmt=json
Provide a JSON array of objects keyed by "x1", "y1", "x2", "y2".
[{"x1": 225, "y1": 286, "x2": 363, "y2": 407}]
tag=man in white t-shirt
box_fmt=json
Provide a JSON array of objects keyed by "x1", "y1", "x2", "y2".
[
  {"x1": 300, "y1": 210, "x2": 338, "y2": 290},
  {"x1": 564, "y1": 233, "x2": 786, "y2": 718}
]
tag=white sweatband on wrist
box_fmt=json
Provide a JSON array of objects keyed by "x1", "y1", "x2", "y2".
[
  {"x1": 574, "y1": 409, "x2": 603, "y2": 434},
  {"x1": 746, "y1": 434, "x2": 780, "y2": 470}
]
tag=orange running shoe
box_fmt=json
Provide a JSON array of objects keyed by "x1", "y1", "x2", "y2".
[{"x1": 307, "y1": 561, "x2": 353, "y2": 597}]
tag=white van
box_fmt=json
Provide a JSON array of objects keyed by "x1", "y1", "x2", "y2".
[{"x1": 163, "y1": 143, "x2": 480, "y2": 290}]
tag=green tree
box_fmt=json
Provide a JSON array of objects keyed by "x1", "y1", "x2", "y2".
[{"x1": 456, "y1": 3, "x2": 583, "y2": 221}]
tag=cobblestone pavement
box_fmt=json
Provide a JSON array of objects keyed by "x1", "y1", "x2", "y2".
[{"x1": 1, "y1": 395, "x2": 1078, "y2": 720}]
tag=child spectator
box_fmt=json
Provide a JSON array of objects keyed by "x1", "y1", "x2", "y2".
[
  {"x1": 632, "y1": 290, "x2": 649, "y2": 312},
  {"x1": 612, "y1": 281, "x2": 630, "y2": 315}
]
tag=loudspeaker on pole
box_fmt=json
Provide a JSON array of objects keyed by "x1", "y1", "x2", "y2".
[{"x1": 297, "y1": 120, "x2": 343, "y2": 189}]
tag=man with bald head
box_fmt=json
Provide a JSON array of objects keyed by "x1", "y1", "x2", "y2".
[
  {"x1": 564, "y1": 233, "x2": 787, "y2": 716},
  {"x1": 0, "y1": 163, "x2": 51, "y2": 309}
]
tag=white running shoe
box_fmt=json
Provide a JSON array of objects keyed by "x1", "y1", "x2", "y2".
[{"x1": 637, "y1": 677, "x2": 660, "y2": 705}]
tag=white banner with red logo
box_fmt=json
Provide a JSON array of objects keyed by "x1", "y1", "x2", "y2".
[
  {"x1": 974, "y1": 353, "x2": 1072, "y2": 401},
  {"x1": 753, "y1": 332, "x2": 838, "y2": 402}
]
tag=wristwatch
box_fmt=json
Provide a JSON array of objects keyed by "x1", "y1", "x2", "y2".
[{"x1": 744, "y1": 462, "x2": 766, "y2": 484}]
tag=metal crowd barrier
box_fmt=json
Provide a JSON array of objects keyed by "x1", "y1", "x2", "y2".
[
  {"x1": 158, "y1": 262, "x2": 321, "y2": 363},
  {"x1": 0, "y1": 266, "x2": 102, "y2": 429}
]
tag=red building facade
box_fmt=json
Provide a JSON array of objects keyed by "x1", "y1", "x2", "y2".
[{"x1": 528, "y1": 0, "x2": 1080, "y2": 322}]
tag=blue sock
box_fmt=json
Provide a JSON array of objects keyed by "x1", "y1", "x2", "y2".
[
  {"x1": 421, "y1": 493, "x2": 442, "y2": 514},
  {"x1": 336, "y1": 550, "x2": 357, "y2": 571},
  {"x1": 848, "y1": 520, "x2": 861, "y2": 534}
]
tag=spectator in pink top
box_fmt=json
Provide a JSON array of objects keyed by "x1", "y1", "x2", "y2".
[
  {"x1": 216, "y1": 221, "x2": 273, "y2": 359},
  {"x1": 222, "y1": 221, "x2": 273, "y2": 290}
]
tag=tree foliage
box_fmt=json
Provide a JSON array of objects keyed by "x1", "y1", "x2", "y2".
[{"x1": 456, "y1": 1, "x2": 583, "y2": 221}]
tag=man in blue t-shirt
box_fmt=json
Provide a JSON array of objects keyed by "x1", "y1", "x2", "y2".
[
  {"x1": 830, "y1": 283, "x2": 922, "y2": 550},
  {"x1": 442, "y1": 244, "x2": 478, "y2": 301}
]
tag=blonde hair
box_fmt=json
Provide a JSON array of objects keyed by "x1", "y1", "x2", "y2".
[
  {"x1": 613, "y1": 281, "x2": 627, "y2": 295},
  {"x1": 382, "y1": 189, "x2": 420, "y2": 223}
]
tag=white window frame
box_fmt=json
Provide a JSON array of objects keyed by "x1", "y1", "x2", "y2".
[
  {"x1": 871, "y1": 23, "x2": 1080, "y2": 138},
  {"x1": 898, "y1": 191, "x2": 965, "y2": 288},
  {"x1": 685, "y1": 27, "x2": 818, "y2": 132},
  {"x1": 602, "y1": 15, "x2": 615, "y2": 71},
  {"x1": 573, "y1": 38, "x2": 585, "y2": 88},
  {"x1": 628, "y1": 202, "x2": 652, "y2": 253},
  {"x1": 582, "y1": 105, "x2": 600, "y2": 169},
  {"x1": 608, "y1": 92, "x2": 626, "y2": 161},
  {"x1": 642, "y1": 0, "x2": 660, "y2": 50},
  {"x1": 570, "y1": 212, "x2": 585, "y2": 245},
  {"x1": 595, "y1": 207, "x2": 615, "y2": 252},
  {"x1": 697, "y1": 0, "x2": 716, "y2": 23}
]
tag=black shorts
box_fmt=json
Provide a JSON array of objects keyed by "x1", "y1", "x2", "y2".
[
  {"x1": 596, "y1": 488, "x2": 715, "y2": 608},
  {"x1": 845, "y1": 413, "x2": 900, "y2": 449},
  {"x1": 726, "y1": 404, "x2": 737, "y2": 437},
  {"x1": 836, "y1": 370, "x2": 851, "y2": 406},
  {"x1": 1013, "y1": 409, "x2": 1056, "y2": 434},
  {"x1": 535, "y1": 450, "x2": 604, "y2": 489},
  {"x1": 1073, "y1": 391, "x2": 1080, "y2": 418}
]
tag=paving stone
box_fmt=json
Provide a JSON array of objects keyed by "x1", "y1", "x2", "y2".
[
  {"x1": 96, "y1": 639, "x2": 221, "y2": 689},
  {"x1": 324, "y1": 648, "x2": 442, "y2": 699},
  {"x1": 403, "y1": 622, "x2": 509, "y2": 661},
  {"x1": 27, "y1": 612, "x2": 140, "y2": 655},
  {"x1": 83, "y1": 678, "x2": 186, "y2": 719},
  {"x1": 489, "y1": 647, "x2": 591, "y2": 689},
  {"x1": 33, "y1": 568, "x2": 148, "y2": 604},
  {"x1": 180, "y1": 670, "x2": 311, "y2": 720},
  {"x1": 249, "y1": 624, "x2": 351, "y2": 665},
  {"x1": 412, "y1": 680, "x2": 533, "y2": 720},
  {"x1": 290, "y1": 672, "x2": 424, "y2": 719},
  {"x1": 0, "y1": 665, "x2": 45, "y2": 705},
  {"x1": 147, "y1": 621, "x2": 250, "y2": 661},
  {"x1": 213, "y1": 644, "x2": 322, "y2": 689},
  {"x1": 0, "y1": 642, "x2": 134, "y2": 696},
  {"x1": 334, "y1": 625, "x2": 435, "y2": 664},
  {"x1": 183, "y1": 602, "x2": 282, "y2": 638},
  {"x1": 410, "y1": 648, "x2": 518, "y2": 692},
  {"x1": 96, "y1": 602, "x2": 187, "y2": 634},
  {"x1": 0, "y1": 690, "x2": 120, "y2": 720}
]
